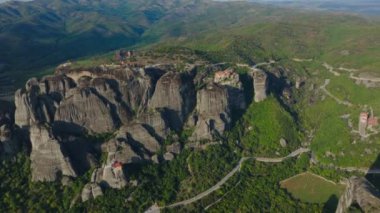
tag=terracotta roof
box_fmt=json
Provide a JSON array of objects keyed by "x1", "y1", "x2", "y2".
[
  {"x1": 112, "y1": 161, "x2": 123, "y2": 169},
  {"x1": 368, "y1": 117, "x2": 379, "y2": 126}
]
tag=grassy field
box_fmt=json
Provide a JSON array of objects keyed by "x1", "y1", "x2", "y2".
[{"x1": 280, "y1": 172, "x2": 346, "y2": 204}]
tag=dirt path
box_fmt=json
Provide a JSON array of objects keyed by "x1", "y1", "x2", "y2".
[
  {"x1": 320, "y1": 79, "x2": 353, "y2": 107},
  {"x1": 349, "y1": 73, "x2": 380, "y2": 82},
  {"x1": 253, "y1": 60, "x2": 276, "y2": 69},
  {"x1": 323, "y1": 62, "x2": 341, "y2": 76},
  {"x1": 292, "y1": 58, "x2": 313, "y2": 62}
]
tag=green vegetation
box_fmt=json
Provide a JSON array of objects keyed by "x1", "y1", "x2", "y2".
[
  {"x1": 0, "y1": 152, "x2": 89, "y2": 212},
  {"x1": 280, "y1": 172, "x2": 346, "y2": 204},
  {"x1": 235, "y1": 96, "x2": 301, "y2": 156},
  {"x1": 183, "y1": 157, "x2": 323, "y2": 212}
]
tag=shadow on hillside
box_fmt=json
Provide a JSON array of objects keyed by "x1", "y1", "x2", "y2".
[
  {"x1": 322, "y1": 194, "x2": 339, "y2": 213},
  {"x1": 365, "y1": 154, "x2": 380, "y2": 190}
]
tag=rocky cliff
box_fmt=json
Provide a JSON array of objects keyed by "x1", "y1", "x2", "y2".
[
  {"x1": 30, "y1": 124, "x2": 77, "y2": 182},
  {"x1": 251, "y1": 68, "x2": 268, "y2": 103},
  {"x1": 0, "y1": 100, "x2": 15, "y2": 156},
  {"x1": 336, "y1": 176, "x2": 380, "y2": 213},
  {"x1": 10, "y1": 59, "x2": 265, "y2": 186}
]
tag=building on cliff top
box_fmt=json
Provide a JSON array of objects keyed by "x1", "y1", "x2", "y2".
[
  {"x1": 115, "y1": 49, "x2": 134, "y2": 64},
  {"x1": 214, "y1": 69, "x2": 237, "y2": 83},
  {"x1": 112, "y1": 161, "x2": 123, "y2": 171}
]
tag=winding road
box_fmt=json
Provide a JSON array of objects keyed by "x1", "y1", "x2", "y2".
[{"x1": 145, "y1": 147, "x2": 310, "y2": 213}]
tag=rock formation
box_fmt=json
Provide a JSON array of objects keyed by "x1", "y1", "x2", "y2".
[
  {"x1": 91, "y1": 164, "x2": 128, "y2": 189},
  {"x1": 336, "y1": 176, "x2": 380, "y2": 213},
  {"x1": 81, "y1": 183, "x2": 103, "y2": 202},
  {"x1": 251, "y1": 68, "x2": 268, "y2": 103},
  {"x1": 189, "y1": 83, "x2": 230, "y2": 141},
  {"x1": 101, "y1": 138, "x2": 146, "y2": 164},
  {"x1": 30, "y1": 124, "x2": 77, "y2": 182},
  {"x1": 0, "y1": 122, "x2": 13, "y2": 155},
  {"x1": 149, "y1": 72, "x2": 195, "y2": 131},
  {"x1": 12, "y1": 60, "x2": 251, "y2": 183},
  {"x1": 117, "y1": 124, "x2": 161, "y2": 154},
  {"x1": 55, "y1": 88, "x2": 117, "y2": 133}
]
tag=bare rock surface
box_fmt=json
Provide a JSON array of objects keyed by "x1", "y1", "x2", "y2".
[
  {"x1": 117, "y1": 124, "x2": 161, "y2": 154},
  {"x1": 336, "y1": 176, "x2": 380, "y2": 213},
  {"x1": 251, "y1": 68, "x2": 268, "y2": 102},
  {"x1": 91, "y1": 166, "x2": 128, "y2": 189},
  {"x1": 81, "y1": 183, "x2": 103, "y2": 202},
  {"x1": 0, "y1": 123, "x2": 13, "y2": 155},
  {"x1": 149, "y1": 72, "x2": 195, "y2": 131},
  {"x1": 55, "y1": 88, "x2": 117, "y2": 133},
  {"x1": 189, "y1": 83, "x2": 230, "y2": 141},
  {"x1": 101, "y1": 138, "x2": 144, "y2": 164},
  {"x1": 30, "y1": 124, "x2": 76, "y2": 182}
]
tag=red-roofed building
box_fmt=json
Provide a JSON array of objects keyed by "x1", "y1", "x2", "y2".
[
  {"x1": 368, "y1": 117, "x2": 379, "y2": 127},
  {"x1": 112, "y1": 161, "x2": 123, "y2": 171},
  {"x1": 214, "y1": 69, "x2": 236, "y2": 82}
]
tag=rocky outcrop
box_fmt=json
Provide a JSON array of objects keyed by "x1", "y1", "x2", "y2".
[
  {"x1": 81, "y1": 183, "x2": 103, "y2": 202},
  {"x1": 119, "y1": 68, "x2": 155, "y2": 115},
  {"x1": 117, "y1": 124, "x2": 161, "y2": 154},
  {"x1": 91, "y1": 165, "x2": 128, "y2": 189},
  {"x1": 30, "y1": 124, "x2": 76, "y2": 182},
  {"x1": 189, "y1": 83, "x2": 230, "y2": 141},
  {"x1": 336, "y1": 177, "x2": 380, "y2": 213},
  {"x1": 13, "y1": 60, "x2": 254, "y2": 183},
  {"x1": 251, "y1": 68, "x2": 268, "y2": 103},
  {"x1": 39, "y1": 75, "x2": 75, "y2": 100},
  {"x1": 149, "y1": 72, "x2": 195, "y2": 131},
  {"x1": 138, "y1": 109, "x2": 169, "y2": 140},
  {"x1": 55, "y1": 88, "x2": 117, "y2": 133},
  {"x1": 101, "y1": 138, "x2": 145, "y2": 164},
  {"x1": 0, "y1": 122, "x2": 13, "y2": 155}
]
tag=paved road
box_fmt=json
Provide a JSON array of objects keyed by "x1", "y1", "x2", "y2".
[
  {"x1": 145, "y1": 157, "x2": 250, "y2": 213},
  {"x1": 166, "y1": 157, "x2": 250, "y2": 208},
  {"x1": 145, "y1": 147, "x2": 309, "y2": 212},
  {"x1": 255, "y1": 148, "x2": 310, "y2": 163}
]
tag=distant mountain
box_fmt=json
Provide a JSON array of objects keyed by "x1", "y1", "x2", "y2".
[
  {"x1": 0, "y1": 0, "x2": 378, "y2": 96},
  {"x1": 247, "y1": 0, "x2": 380, "y2": 16}
]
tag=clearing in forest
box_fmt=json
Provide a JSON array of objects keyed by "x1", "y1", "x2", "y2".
[{"x1": 280, "y1": 172, "x2": 346, "y2": 203}]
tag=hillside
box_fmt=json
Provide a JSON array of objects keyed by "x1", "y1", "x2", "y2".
[{"x1": 0, "y1": 0, "x2": 378, "y2": 98}]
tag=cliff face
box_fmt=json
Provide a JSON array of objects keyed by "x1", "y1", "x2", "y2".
[
  {"x1": 149, "y1": 71, "x2": 195, "y2": 131},
  {"x1": 336, "y1": 177, "x2": 380, "y2": 213},
  {"x1": 30, "y1": 124, "x2": 77, "y2": 182},
  {"x1": 251, "y1": 68, "x2": 268, "y2": 103},
  {"x1": 189, "y1": 83, "x2": 231, "y2": 141},
  {"x1": 11, "y1": 61, "x2": 258, "y2": 183}
]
